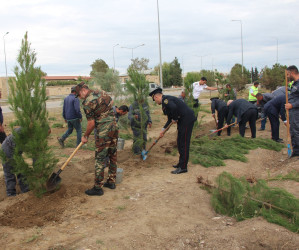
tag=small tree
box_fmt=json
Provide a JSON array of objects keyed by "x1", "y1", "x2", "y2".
[
  {"x1": 228, "y1": 64, "x2": 251, "y2": 91},
  {"x1": 128, "y1": 57, "x2": 149, "y2": 72},
  {"x1": 261, "y1": 64, "x2": 287, "y2": 91},
  {"x1": 90, "y1": 59, "x2": 109, "y2": 76},
  {"x1": 125, "y1": 69, "x2": 149, "y2": 152},
  {"x1": 6, "y1": 32, "x2": 58, "y2": 196}
]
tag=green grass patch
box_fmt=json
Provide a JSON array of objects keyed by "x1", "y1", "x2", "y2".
[
  {"x1": 191, "y1": 135, "x2": 284, "y2": 167},
  {"x1": 267, "y1": 170, "x2": 299, "y2": 182},
  {"x1": 52, "y1": 123, "x2": 64, "y2": 128},
  {"x1": 48, "y1": 117, "x2": 56, "y2": 121},
  {"x1": 116, "y1": 205, "x2": 126, "y2": 211}
]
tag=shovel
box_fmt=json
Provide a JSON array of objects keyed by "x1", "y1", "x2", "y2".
[
  {"x1": 46, "y1": 142, "x2": 83, "y2": 191},
  {"x1": 141, "y1": 122, "x2": 173, "y2": 161},
  {"x1": 208, "y1": 121, "x2": 237, "y2": 138}
]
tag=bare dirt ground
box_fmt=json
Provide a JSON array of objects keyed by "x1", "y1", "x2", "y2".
[{"x1": 0, "y1": 101, "x2": 298, "y2": 250}]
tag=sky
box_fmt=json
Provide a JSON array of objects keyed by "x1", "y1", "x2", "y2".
[{"x1": 0, "y1": 0, "x2": 298, "y2": 77}]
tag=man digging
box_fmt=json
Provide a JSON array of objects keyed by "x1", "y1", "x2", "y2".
[
  {"x1": 149, "y1": 87, "x2": 196, "y2": 174},
  {"x1": 74, "y1": 82, "x2": 118, "y2": 196}
]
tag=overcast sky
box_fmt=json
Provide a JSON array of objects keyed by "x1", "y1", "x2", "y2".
[{"x1": 0, "y1": 0, "x2": 298, "y2": 77}]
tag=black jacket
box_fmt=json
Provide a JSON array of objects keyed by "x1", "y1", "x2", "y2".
[
  {"x1": 211, "y1": 99, "x2": 227, "y2": 114},
  {"x1": 162, "y1": 95, "x2": 196, "y2": 129},
  {"x1": 264, "y1": 95, "x2": 286, "y2": 121},
  {"x1": 227, "y1": 99, "x2": 257, "y2": 124}
]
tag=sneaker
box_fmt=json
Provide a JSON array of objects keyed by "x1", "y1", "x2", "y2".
[
  {"x1": 272, "y1": 138, "x2": 284, "y2": 143},
  {"x1": 171, "y1": 167, "x2": 188, "y2": 174},
  {"x1": 103, "y1": 182, "x2": 116, "y2": 189},
  {"x1": 85, "y1": 186, "x2": 104, "y2": 196},
  {"x1": 57, "y1": 137, "x2": 64, "y2": 148}
]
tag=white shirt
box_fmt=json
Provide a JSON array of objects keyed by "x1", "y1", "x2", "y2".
[{"x1": 192, "y1": 82, "x2": 207, "y2": 99}]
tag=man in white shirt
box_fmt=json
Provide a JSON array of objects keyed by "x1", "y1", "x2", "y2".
[{"x1": 192, "y1": 77, "x2": 217, "y2": 108}]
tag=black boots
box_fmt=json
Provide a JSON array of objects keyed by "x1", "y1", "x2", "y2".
[
  {"x1": 85, "y1": 186, "x2": 104, "y2": 196},
  {"x1": 171, "y1": 168, "x2": 188, "y2": 174},
  {"x1": 103, "y1": 182, "x2": 116, "y2": 189}
]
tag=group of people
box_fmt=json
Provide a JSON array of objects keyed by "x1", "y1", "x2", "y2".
[
  {"x1": 2, "y1": 65, "x2": 298, "y2": 197},
  {"x1": 209, "y1": 65, "x2": 299, "y2": 159}
]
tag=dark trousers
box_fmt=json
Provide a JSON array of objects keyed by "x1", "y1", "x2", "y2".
[
  {"x1": 239, "y1": 109, "x2": 257, "y2": 138},
  {"x1": 217, "y1": 107, "x2": 231, "y2": 136},
  {"x1": 61, "y1": 118, "x2": 82, "y2": 146},
  {"x1": 260, "y1": 115, "x2": 267, "y2": 130},
  {"x1": 177, "y1": 121, "x2": 195, "y2": 169},
  {"x1": 0, "y1": 132, "x2": 7, "y2": 143},
  {"x1": 132, "y1": 126, "x2": 147, "y2": 154},
  {"x1": 193, "y1": 99, "x2": 199, "y2": 108},
  {"x1": 290, "y1": 109, "x2": 299, "y2": 155},
  {"x1": 3, "y1": 161, "x2": 29, "y2": 196},
  {"x1": 268, "y1": 113, "x2": 280, "y2": 140}
]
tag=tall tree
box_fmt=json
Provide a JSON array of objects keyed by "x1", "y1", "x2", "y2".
[
  {"x1": 228, "y1": 64, "x2": 251, "y2": 91},
  {"x1": 261, "y1": 63, "x2": 287, "y2": 91},
  {"x1": 169, "y1": 57, "x2": 183, "y2": 86},
  {"x1": 5, "y1": 32, "x2": 58, "y2": 196},
  {"x1": 127, "y1": 57, "x2": 149, "y2": 72},
  {"x1": 90, "y1": 59, "x2": 109, "y2": 77}
]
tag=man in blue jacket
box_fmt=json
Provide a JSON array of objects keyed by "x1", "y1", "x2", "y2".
[
  {"x1": 264, "y1": 95, "x2": 286, "y2": 143},
  {"x1": 225, "y1": 99, "x2": 258, "y2": 138},
  {"x1": 285, "y1": 65, "x2": 299, "y2": 158},
  {"x1": 58, "y1": 86, "x2": 82, "y2": 147}
]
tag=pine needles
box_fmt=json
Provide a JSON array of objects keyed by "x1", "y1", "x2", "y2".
[
  {"x1": 190, "y1": 135, "x2": 284, "y2": 167},
  {"x1": 204, "y1": 172, "x2": 299, "y2": 233}
]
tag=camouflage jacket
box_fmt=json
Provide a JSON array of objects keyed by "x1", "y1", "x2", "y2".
[{"x1": 82, "y1": 90, "x2": 115, "y2": 124}]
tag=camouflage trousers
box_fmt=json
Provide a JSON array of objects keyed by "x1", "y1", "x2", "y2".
[{"x1": 94, "y1": 120, "x2": 118, "y2": 189}]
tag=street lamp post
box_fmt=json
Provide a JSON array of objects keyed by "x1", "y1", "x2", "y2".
[
  {"x1": 121, "y1": 44, "x2": 145, "y2": 60},
  {"x1": 157, "y1": 0, "x2": 163, "y2": 88},
  {"x1": 232, "y1": 20, "x2": 244, "y2": 75},
  {"x1": 275, "y1": 38, "x2": 278, "y2": 64},
  {"x1": 113, "y1": 43, "x2": 119, "y2": 72},
  {"x1": 3, "y1": 32, "x2": 9, "y2": 97}
]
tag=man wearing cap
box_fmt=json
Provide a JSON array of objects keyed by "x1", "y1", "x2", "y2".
[
  {"x1": 74, "y1": 82, "x2": 118, "y2": 196},
  {"x1": 57, "y1": 86, "x2": 82, "y2": 147},
  {"x1": 149, "y1": 87, "x2": 196, "y2": 174},
  {"x1": 210, "y1": 97, "x2": 231, "y2": 136}
]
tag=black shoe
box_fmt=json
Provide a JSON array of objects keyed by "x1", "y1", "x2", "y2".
[
  {"x1": 171, "y1": 167, "x2": 188, "y2": 174},
  {"x1": 57, "y1": 137, "x2": 64, "y2": 148},
  {"x1": 272, "y1": 138, "x2": 284, "y2": 143},
  {"x1": 103, "y1": 182, "x2": 116, "y2": 189},
  {"x1": 173, "y1": 164, "x2": 179, "y2": 168},
  {"x1": 85, "y1": 187, "x2": 104, "y2": 196},
  {"x1": 258, "y1": 128, "x2": 265, "y2": 131}
]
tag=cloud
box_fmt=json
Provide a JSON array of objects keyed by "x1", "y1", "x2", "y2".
[{"x1": 0, "y1": 0, "x2": 298, "y2": 76}]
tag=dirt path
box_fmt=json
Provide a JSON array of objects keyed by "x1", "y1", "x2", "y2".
[{"x1": 0, "y1": 104, "x2": 298, "y2": 249}]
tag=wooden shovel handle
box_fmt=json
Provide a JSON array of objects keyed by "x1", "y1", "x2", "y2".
[{"x1": 60, "y1": 142, "x2": 84, "y2": 171}]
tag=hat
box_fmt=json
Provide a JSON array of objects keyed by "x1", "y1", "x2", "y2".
[
  {"x1": 71, "y1": 86, "x2": 76, "y2": 93},
  {"x1": 149, "y1": 87, "x2": 163, "y2": 99},
  {"x1": 74, "y1": 82, "x2": 88, "y2": 97}
]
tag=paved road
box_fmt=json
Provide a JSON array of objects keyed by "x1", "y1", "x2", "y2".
[{"x1": 1, "y1": 88, "x2": 211, "y2": 114}]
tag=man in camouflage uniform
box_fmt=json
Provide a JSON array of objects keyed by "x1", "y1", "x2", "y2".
[
  {"x1": 128, "y1": 100, "x2": 152, "y2": 155},
  {"x1": 75, "y1": 82, "x2": 118, "y2": 196}
]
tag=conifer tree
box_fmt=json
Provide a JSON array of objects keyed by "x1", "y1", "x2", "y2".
[
  {"x1": 7, "y1": 32, "x2": 58, "y2": 196},
  {"x1": 125, "y1": 69, "x2": 150, "y2": 153}
]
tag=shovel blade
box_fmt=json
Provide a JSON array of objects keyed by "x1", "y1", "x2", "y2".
[
  {"x1": 46, "y1": 172, "x2": 62, "y2": 192},
  {"x1": 141, "y1": 150, "x2": 148, "y2": 161}
]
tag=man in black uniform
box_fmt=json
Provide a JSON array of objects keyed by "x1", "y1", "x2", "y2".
[
  {"x1": 285, "y1": 65, "x2": 299, "y2": 158},
  {"x1": 264, "y1": 95, "x2": 286, "y2": 143},
  {"x1": 210, "y1": 97, "x2": 231, "y2": 136},
  {"x1": 225, "y1": 99, "x2": 258, "y2": 138},
  {"x1": 256, "y1": 92, "x2": 274, "y2": 131},
  {"x1": 149, "y1": 87, "x2": 196, "y2": 174}
]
